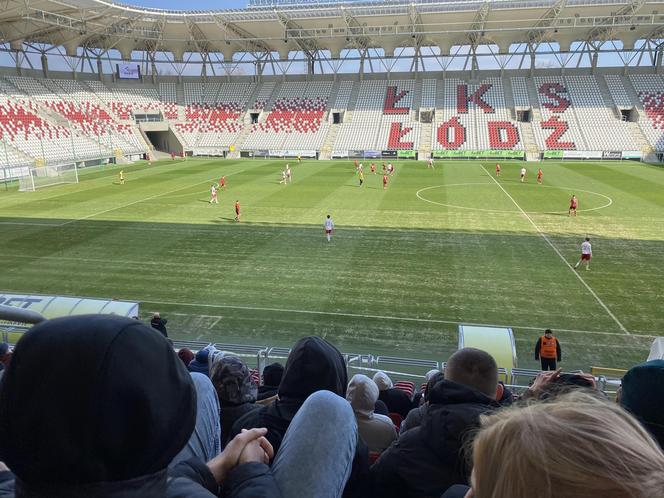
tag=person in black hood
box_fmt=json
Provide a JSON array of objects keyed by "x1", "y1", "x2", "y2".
[
  {"x1": 231, "y1": 336, "x2": 369, "y2": 498},
  {"x1": 370, "y1": 348, "x2": 500, "y2": 498},
  {"x1": 257, "y1": 362, "x2": 284, "y2": 401},
  {"x1": 0, "y1": 314, "x2": 277, "y2": 498},
  {"x1": 232, "y1": 336, "x2": 348, "y2": 451}
]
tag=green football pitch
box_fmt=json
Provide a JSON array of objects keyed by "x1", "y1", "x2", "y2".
[{"x1": 1, "y1": 158, "x2": 663, "y2": 371}]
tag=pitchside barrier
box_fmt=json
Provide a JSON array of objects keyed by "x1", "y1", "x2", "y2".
[
  {"x1": 0, "y1": 298, "x2": 639, "y2": 396},
  {"x1": 542, "y1": 150, "x2": 644, "y2": 160}
]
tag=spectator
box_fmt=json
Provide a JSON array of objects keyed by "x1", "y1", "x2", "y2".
[
  {"x1": 372, "y1": 371, "x2": 413, "y2": 418},
  {"x1": 170, "y1": 372, "x2": 221, "y2": 469},
  {"x1": 496, "y1": 381, "x2": 514, "y2": 406},
  {"x1": 457, "y1": 391, "x2": 664, "y2": 498},
  {"x1": 177, "y1": 347, "x2": 195, "y2": 367},
  {"x1": 522, "y1": 368, "x2": 598, "y2": 401},
  {"x1": 371, "y1": 348, "x2": 500, "y2": 498},
  {"x1": 535, "y1": 328, "x2": 561, "y2": 371},
  {"x1": 0, "y1": 315, "x2": 361, "y2": 498},
  {"x1": 619, "y1": 359, "x2": 664, "y2": 448},
  {"x1": 188, "y1": 348, "x2": 212, "y2": 376},
  {"x1": 150, "y1": 312, "x2": 168, "y2": 337},
  {"x1": 210, "y1": 356, "x2": 261, "y2": 446},
  {"x1": 346, "y1": 374, "x2": 397, "y2": 453},
  {"x1": 257, "y1": 362, "x2": 284, "y2": 401},
  {"x1": 0, "y1": 343, "x2": 10, "y2": 384},
  {"x1": 231, "y1": 336, "x2": 369, "y2": 497},
  {"x1": 400, "y1": 371, "x2": 444, "y2": 434},
  {"x1": 231, "y1": 336, "x2": 348, "y2": 452},
  {"x1": 374, "y1": 399, "x2": 389, "y2": 416}
]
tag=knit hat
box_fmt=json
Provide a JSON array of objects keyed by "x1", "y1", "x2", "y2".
[
  {"x1": 0, "y1": 314, "x2": 196, "y2": 488},
  {"x1": 210, "y1": 355, "x2": 257, "y2": 405},
  {"x1": 0, "y1": 343, "x2": 8, "y2": 356},
  {"x1": 373, "y1": 371, "x2": 393, "y2": 391},
  {"x1": 263, "y1": 362, "x2": 284, "y2": 387},
  {"x1": 195, "y1": 348, "x2": 210, "y2": 364},
  {"x1": 620, "y1": 359, "x2": 664, "y2": 448}
]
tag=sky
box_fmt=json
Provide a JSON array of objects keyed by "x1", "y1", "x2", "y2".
[{"x1": 123, "y1": 0, "x2": 248, "y2": 9}]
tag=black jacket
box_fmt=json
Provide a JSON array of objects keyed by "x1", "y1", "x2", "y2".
[
  {"x1": 150, "y1": 317, "x2": 168, "y2": 337},
  {"x1": 378, "y1": 388, "x2": 413, "y2": 418},
  {"x1": 370, "y1": 380, "x2": 499, "y2": 498},
  {"x1": 0, "y1": 459, "x2": 282, "y2": 498},
  {"x1": 221, "y1": 403, "x2": 261, "y2": 447},
  {"x1": 256, "y1": 385, "x2": 278, "y2": 401}
]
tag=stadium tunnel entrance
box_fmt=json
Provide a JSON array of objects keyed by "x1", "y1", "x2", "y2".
[{"x1": 143, "y1": 128, "x2": 184, "y2": 156}]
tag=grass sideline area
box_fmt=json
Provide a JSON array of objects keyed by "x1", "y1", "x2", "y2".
[{"x1": 1, "y1": 158, "x2": 663, "y2": 372}]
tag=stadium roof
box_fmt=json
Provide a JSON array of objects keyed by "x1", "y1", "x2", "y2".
[{"x1": 1, "y1": 0, "x2": 663, "y2": 62}]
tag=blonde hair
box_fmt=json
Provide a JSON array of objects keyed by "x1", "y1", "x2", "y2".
[{"x1": 471, "y1": 392, "x2": 664, "y2": 498}]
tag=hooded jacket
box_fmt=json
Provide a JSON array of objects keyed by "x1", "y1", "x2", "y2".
[
  {"x1": 370, "y1": 380, "x2": 499, "y2": 498},
  {"x1": 257, "y1": 363, "x2": 284, "y2": 401},
  {"x1": 620, "y1": 359, "x2": 664, "y2": 448},
  {"x1": 0, "y1": 314, "x2": 280, "y2": 498},
  {"x1": 346, "y1": 375, "x2": 397, "y2": 453},
  {"x1": 231, "y1": 336, "x2": 348, "y2": 452},
  {"x1": 231, "y1": 336, "x2": 369, "y2": 498}
]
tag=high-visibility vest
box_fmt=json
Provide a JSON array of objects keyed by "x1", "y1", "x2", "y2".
[{"x1": 540, "y1": 336, "x2": 558, "y2": 359}]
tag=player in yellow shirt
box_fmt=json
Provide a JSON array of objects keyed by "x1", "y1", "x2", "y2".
[{"x1": 119, "y1": 170, "x2": 125, "y2": 185}]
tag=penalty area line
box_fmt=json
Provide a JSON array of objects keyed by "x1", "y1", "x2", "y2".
[
  {"x1": 479, "y1": 164, "x2": 630, "y2": 335},
  {"x1": 139, "y1": 299, "x2": 646, "y2": 338},
  {"x1": 58, "y1": 163, "x2": 258, "y2": 227}
]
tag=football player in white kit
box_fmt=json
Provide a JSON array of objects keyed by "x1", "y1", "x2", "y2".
[
  {"x1": 520, "y1": 167, "x2": 527, "y2": 182},
  {"x1": 324, "y1": 215, "x2": 334, "y2": 242},
  {"x1": 574, "y1": 237, "x2": 592, "y2": 271}
]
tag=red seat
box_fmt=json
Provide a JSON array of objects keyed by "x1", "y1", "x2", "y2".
[{"x1": 388, "y1": 412, "x2": 403, "y2": 430}]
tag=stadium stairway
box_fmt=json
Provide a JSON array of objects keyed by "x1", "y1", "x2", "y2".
[
  {"x1": 0, "y1": 139, "x2": 33, "y2": 167},
  {"x1": 525, "y1": 77, "x2": 541, "y2": 109},
  {"x1": 228, "y1": 115, "x2": 254, "y2": 156},
  {"x1": 626, "y1": 121, "x2": 653, "y2": 152},
  {"x1": 418, "y1": 120, "x2": 432, "y2": 158},
  {"x1": 328, "y1": 79, "x2": 343, "y2": 108},
  {"x1": 411, "y1": 79, "x2": 423, "y2": 111},
  {"x1": 620, "y1": 75, "x2": 658, "y2": 152},
  {"x1": 263, "y1": 81, "x2": 283, "y2": 112},
  {"x1": 346, "y1": 81, "x2": 361, "y2": 113},
  {"x1": 596, "y1": 75, "x2": 623, "y2": 120},
  {"x1": 320, "y1": 122, "x2": 340, "y2": 159}
]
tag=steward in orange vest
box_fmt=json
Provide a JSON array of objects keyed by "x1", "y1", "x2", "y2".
[{"x1": 535, "y1": 329, "x2": 561, "y2": 371}]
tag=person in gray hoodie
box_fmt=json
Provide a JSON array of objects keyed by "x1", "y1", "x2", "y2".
[{"x1": 346, "y1": 375, "x2": 397, "y2": 454}]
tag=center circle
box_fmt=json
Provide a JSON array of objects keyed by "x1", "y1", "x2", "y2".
[{"x1": 416, "y1": 183, "x2": 613, "y2": 214}]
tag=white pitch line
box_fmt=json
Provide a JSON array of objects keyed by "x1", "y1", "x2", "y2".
[
  {"x1": 479, "y1": 164, "x2": 630, "y2": 335},
  {"x1": 59, "y1": 164, "x2": 257, "y2": 227},
  {"x1": 138, "y1": 298, "x2": 655, "y2": 338}
]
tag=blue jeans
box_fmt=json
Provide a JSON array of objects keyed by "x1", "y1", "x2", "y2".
[
  {"x1": 271, "y1": 390, "x2": 357, "y2": 498},
  {"x1": 170, "y1": 372, "x2": 221, "y2": 468}
]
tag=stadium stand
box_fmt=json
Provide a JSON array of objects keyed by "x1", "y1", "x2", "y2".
[
  {"x1": 629, "y1": 74, "x2": 664, "y2": 151},
  {"x1": 3, "y1": 70, "x2": 664, "y2": 168},
  {"x1": 243, "y1": 81, "x2": 332, "y2": 150}
]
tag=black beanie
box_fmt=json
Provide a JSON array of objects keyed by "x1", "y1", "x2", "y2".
[{"x1": 0, "y1": 314, "x2": 196, "y2": 487}]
